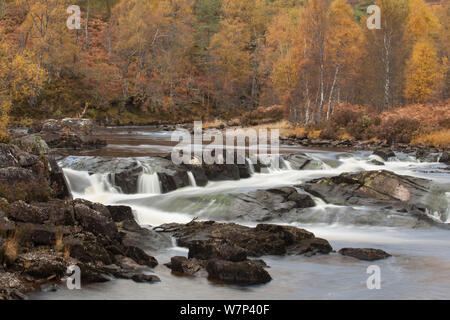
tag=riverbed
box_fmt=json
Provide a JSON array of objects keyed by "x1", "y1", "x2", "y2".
[{"x1": 31, "y1": 126, "x2": 450, "y2": 300}]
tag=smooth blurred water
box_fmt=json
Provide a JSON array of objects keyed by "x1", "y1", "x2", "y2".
[{"x1": 31, "y1": 127, "x2": 450, "y2": 300}]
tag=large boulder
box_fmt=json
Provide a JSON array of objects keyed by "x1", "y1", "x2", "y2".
[
  {"x1": 157, "y1": 221, "x2": 332, "y2": 257},
  {"x1": 303, "y1": 170, "x2": 431, "y2": 207},
  {"x1": 48, "y1": 157, "x2": 72, "y2": 200},
  {"x1": 12, "y1": 134, "x2": 49, "y2": 156},
  {"x1": 0, "y1": 144, "x2": 51, "y2": 203},
  {"x1": 73, "y1": 199, "x2": 119, "y2": 239},
  {"x1": 38, "y1": 119, "x2": 106, "y2": 151}
]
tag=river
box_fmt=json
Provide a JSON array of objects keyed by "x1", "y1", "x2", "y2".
[{"x1": 31, "y1": 126, "x2": 450, "y2": 300}]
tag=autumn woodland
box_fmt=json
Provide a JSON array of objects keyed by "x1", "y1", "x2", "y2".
[{"x1": 0, "y1": 0, "x2": 449, "y2": 145}]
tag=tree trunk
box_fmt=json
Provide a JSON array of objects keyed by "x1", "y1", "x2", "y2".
[
  {"x1": 85, "y1": 0, "x2": 90, "y2": 50},
  {"x1": 326, "y1": 65, "x2": 339, "y2": 120}
]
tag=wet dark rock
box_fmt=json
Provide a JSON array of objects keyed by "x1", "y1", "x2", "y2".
[
  {"x1": 440, "y1": 152, "x2": 450, "y2": 165},
  {"x1": 182, "y1": 165, "x2": 208, "y2": 186},
  {"x1": 369, "y1": 159, "x2": 385, "y2": 166},
  {"x1": 159, "y1": 221, "x2": 332, "y2": 257},
  {"x1": 373, "y1": 150, "x2": 396, "y2": 161},
  {"x1": 69, "y1": 242, "x2": 114, "y2": 265},
  {"x1": 167, "y1": 256, "x2": 204, "y2": 275},
  {"x1": 303, "y1": 170, "x2": 431, "y2": 208},
  {"x1": 157, "y1": 169, "x2": 190, "y2": 193},
  {"x1": 201, "y1": 164, "x2": 240, "y2": 181},
  {"x1": 131, "y1": 274, "x2": 161, "y2": 283},
  {"x1": 338, "y1": 248, "x2": 391, "y2": 261},
  {"x1": 30, "y1": 229, "x2": 57, "y2": 246},
  {"x1": 281, "y1": 153, "x2": 326, "y2": 170},
  {"x1": 206, "y1": 260, "x2": 272, "y2": 285},
  {"x1": 73, "y1": 200, "x2": 118, "y2": 239},
  {"x1": 106, "y1": 205, "x2": 134, "y2": 222},
  {"x1": 48, "y1": 157, "x2": 72, "y2": 200},
  {"x1": 8, "y1": 201, "x2": 49, "y2": 224},
  {"x1": 188, "y1": 239, "x2": 248, "y2": 262},
  {"x1": 224, "y1": 187, "x2": 316, "y2": 221},
  {"x1": 124, "y1": 246, "x2": 158, "y2": 268}
]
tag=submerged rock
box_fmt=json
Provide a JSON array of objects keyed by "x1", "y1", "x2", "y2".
[
  {"x1": 372, "y1": 150, "x2": 396, "y2": 161},
  {"x1": 338, "y1": 248, "x2": 391, "y2": 261}
]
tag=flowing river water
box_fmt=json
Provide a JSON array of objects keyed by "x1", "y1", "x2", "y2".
[{"x1": 31, "y1": 126, "x2": 450, "y2": 300}]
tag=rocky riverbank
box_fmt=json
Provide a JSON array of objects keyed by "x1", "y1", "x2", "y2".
[{"x1": 0, "y1": 141, "x2": 171, "y2": 299}]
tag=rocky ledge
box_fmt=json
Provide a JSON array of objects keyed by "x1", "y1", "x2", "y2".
[
  {"x1": 303, "y1": 170, "x2": 450, "y2": 228},
  {"x1": 0, "y1": 142, "x2": 170, "y2": 299},
  {"x1": 156, "y1": 220, "x2": 332, "y2": 284},
  {"x1": 10, "y1": 118, "x2": 106, "y2": 153}
]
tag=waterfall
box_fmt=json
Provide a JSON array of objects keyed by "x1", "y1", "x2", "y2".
[
  {"x1": 137, "y1": 172, "x2": 161, "y2": 194},
  {"x1": 187, "y1": 171, "x2": 197, "y2": 187},
  {"x1": 281, "y1": 158, "x2": 293, "y2": 170},
  {"x1": 246, "y1": 158, "x2": 255, "y2": 175},
  {"x1": 135, "y1": 160, "x2": 162, "y2": 194},
  {"x1": 63, "y1": 168, "x2": 119, "y2": 196}
]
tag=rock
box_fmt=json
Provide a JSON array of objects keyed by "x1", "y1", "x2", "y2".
[
  {"x1": 106, "y1": 205, "x2": 134, "y2": 222},
  {"x1": 188, "y1": 239, "x2": 248, "y2": 262},
  {"x1": 73, "y1": 200, "x2": 118, "y2": 239},
  {"x1": 439, "y1": 152, "x2": 450, "y2": 165},
  {"x1": 41, "y1": 119, "x2": 95, "y2": 135},
  {"x1": 18, "y1": 251, "x2": 67, "y2": 278},
  {"x1": 157, "y1": 170, "x2": 190, "y2": 193},
  {"x1": 286, "y1": 191, "x2": 316, "y2": 208},
  {"x1": 160, "y1": 221, "x2": 332, "y2": 257},
  {"x1": 212, "y1": 187, "x2": 316, "y2": 222},
  {"x1": 30, "y1": 229, "x2": 57, "y2": 246},
  {"x1": 281, "y1": 153, "x2": 327, "y2": 170},
  {"x1": 182, "y1": 165, "x2": 208, "y2": 186},
  {"x1": 338, "y1": 248, "x2": 391, "y2": 261},
  {"x1": 0, "y1": 167, "x2": 50, "y2": 203},
  {"x1": 119, "y1": 221, "x2": 172, "y2": 251},
  {"x1": 39, "y1": 119, "x2": 106, "y2": 151},
  {"x1": 303, "y1": 170, "x2": 432, "y2": 208},
  {"x1": 32, "y1": 200, "x2": 75, "y2": 226},
  {"x1": 12, "y1": 135, "x2": 49, "y2": 156},
  {"x1": 69, "y1": 242, "x2": 114, "y2": 265},
  {"x1": 40, "y1": 283, "x2": 58, "y2": 292},
  {"x1": 201, "y1": 164, "x2": 240, "y2": 181},
  {"x1": 206, "y1": 260, "x2": 272, "y2": 285},
  {"x1": 124, "y1": 246, "x2": 158, "y2": 268},
  {"x1": 131, "y1": 274, "x2": 161, "y2": 283},
  {"x1": 0, "y1": 144, "x2": 40, "y2": 169},
  {"x1": 373, "y1": 150, "x2": 395, "y2": 161},
  {"x1": 369, "y1": 159, "x2": 385, "y2": 166},
  {"x1": 48, "y1": 157, "x2": 72, "y2": 200},
  {"x1": 167, "y1": 256, "x2": 204, "y2": 275},
  {"x1": 8, "y1": 201, "x2": 49, "y2": 224}
]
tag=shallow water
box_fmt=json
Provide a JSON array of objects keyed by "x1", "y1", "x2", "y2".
[{"x1": 31, "y1": 126, "x2": 450, "y2": 300}]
